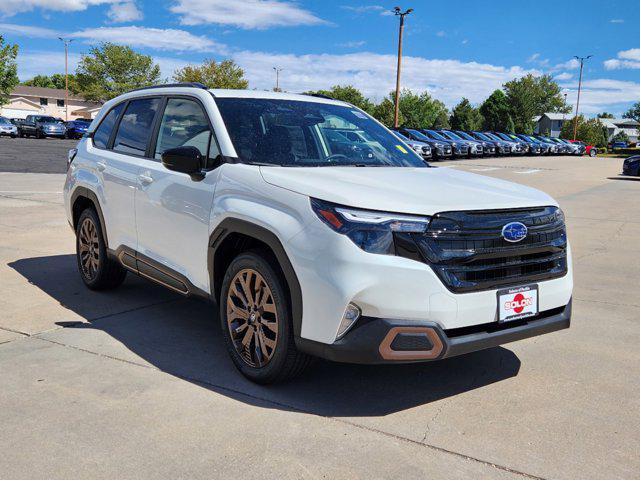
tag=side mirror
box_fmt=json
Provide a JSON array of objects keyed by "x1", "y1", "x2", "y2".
[{"x1": 161, "y1": 146, "x2": 203, "y2": 176}]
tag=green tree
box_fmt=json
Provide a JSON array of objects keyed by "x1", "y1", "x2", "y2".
[
  {"x1": 479, "y1": 89, "x2": 512, "y2": 131},
  {"x1": 503, "y1": 74, "x2": 571, "y2": 133},
  {"x1": 597, "y1": 112, "x2": 615, "y2": 119},
  {"x1": 623, "y1": 101, "x2": 640, "y2": 122},
  {"x1": 306, "y1": 85, "x2": 374, "y2": 113},
  {"x1": 173, "y1": 59, "x2": 248, "y2": 90},
  {"x1": 449, "y1": 98, "x2": 484, "y2": 131},
  {"x1": 75, "y1": 43, "x2": 161, "y2": 102},
  {"x1": 0, "y1": 35, "x2": 19, "y2": 107},
  {"x1": 560, "y1": 115, "x2": 608, "y2": 148},
  {"x1": 372, "y1": 97, "x2": 402, "y2": 127},
  {"x1": 22, "y1": 73, "x2": 79, "y2": 93}
]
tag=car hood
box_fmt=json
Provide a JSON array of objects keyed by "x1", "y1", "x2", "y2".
[
  {"x1": 260, "y1": 166, "x2": 556, "y2": 215},
  {"x1": 39, "y1": 122, "x2": 64, "y2": 127}
]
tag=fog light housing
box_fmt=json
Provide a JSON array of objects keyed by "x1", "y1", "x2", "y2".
[{"x1": 336, "y1": 303, "x2": 361, "y2": 340}]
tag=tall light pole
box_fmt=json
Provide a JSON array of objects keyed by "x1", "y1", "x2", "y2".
[
  {"x1": 572, "y1": 55, "x2": 592, "y2": 140},
  {"x1": 273, "y1": 67, "x2": 283, "y2": 92},
  {"x1": 58, "y1": 37, "x2": 74, "y2": 121},
  {"x1": 393, "y1": 6, "x2": 413, "y2": 128}
]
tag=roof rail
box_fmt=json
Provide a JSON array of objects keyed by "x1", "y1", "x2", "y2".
[
  {"x1": 128, "y1": 82, "x2": 208, "y2": 93},
  {"x1": 303, "y1": 92, "x2": 335, "y2": 100}
]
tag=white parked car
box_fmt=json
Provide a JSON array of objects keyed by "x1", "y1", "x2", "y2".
[{"x1": 64, "y1": 84, "x2": 573, "y2": 383}]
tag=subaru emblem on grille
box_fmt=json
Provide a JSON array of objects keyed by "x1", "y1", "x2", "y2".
[{"x1": 502, "y1": 222, "x2": 528, "y2": 243}]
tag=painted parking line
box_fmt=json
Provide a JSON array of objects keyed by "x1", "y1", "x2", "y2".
[
  {"x1": 0, "y1": 191, "x2": 63, "y2": 194},
  {"x1": 470, "y1": 167, "x2": 501, "y2": 172},
  {"x1": 515, "y1": 169, "x2": 541, "y2": 174}
]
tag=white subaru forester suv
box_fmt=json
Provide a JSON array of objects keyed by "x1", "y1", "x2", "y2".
[{"x1": 64, "y1": 84, "x2": 573, "y2": 383}]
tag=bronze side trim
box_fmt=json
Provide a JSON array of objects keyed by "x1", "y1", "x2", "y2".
[{"x1": 379, "y1": 326, "x2": 444, "y2": 361}]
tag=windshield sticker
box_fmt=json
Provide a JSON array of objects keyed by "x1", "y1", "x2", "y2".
[
  {"x1": 395, "y1": 145, "x2": 408, "y2": 154},
  {"x1": 351, "y1": 110, "x2": 368, "y2": 119}
]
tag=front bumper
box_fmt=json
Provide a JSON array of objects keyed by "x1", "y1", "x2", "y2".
[{"x1": 297, "y1": 301, "x2": 571, "y2": 364}]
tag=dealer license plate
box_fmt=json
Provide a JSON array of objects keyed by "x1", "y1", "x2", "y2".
[{"x1": 497, "y1": 285, "x2": 538, "y2": 323}]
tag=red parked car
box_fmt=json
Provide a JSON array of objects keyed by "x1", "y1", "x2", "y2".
[{"x1": 569, "y1": 140, "x2": 597, "y2": 157}]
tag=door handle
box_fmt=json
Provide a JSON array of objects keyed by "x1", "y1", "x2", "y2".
[
  {"x1": 96, "y1": 162, "x2": 106, "y2": 172},
  {"x1": 138, "y1": 174, "x2": 154, "y2": 185}
]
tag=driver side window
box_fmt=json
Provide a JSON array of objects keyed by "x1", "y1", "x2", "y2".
[{"x1": 154, "y1": 98, "x2": 218, "y2": 161}]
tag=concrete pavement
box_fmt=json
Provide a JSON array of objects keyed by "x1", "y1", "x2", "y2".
[{"x1": 0, "y1": 154, "x2": 638, "y2": 479}]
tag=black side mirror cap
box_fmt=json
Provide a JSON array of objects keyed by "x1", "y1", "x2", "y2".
[{"x1": 161, "y1": 146, "x2": 203, "y2": 177}]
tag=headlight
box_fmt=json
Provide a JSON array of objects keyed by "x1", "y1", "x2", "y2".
[
  {"x1": 411, "y1": 144, "x2": 422, "y2": 153},
  {"x1": 311, "y1": 198, "x2": 431, "y2": 255}
]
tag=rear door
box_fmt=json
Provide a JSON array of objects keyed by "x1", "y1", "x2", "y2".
[
  {"x1": 87, "y1": 97, "x2": 161, "y2": 253},
  {"x1": 134, "y1": 96, "x2": 221, "y2": 292}
]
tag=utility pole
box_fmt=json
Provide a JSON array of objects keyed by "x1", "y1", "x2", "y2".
[
  {"x1": 273, "y1": 67, "x2": 283, "y2": 92},
  {"x1": 58, "y1": 37, "x2": 74, "y2": 121},
  {"x1": 393, "y1": 7, "x2": 413, "y2": 128},
  {"x1": 572, "y1": 55, "x2": 592, "y2": 140}
]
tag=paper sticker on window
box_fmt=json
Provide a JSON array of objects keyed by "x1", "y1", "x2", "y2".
[
  {"x1": 351, "y1": 110, "x2": 368, "y2": 119},
  {"x1": 396, "y1": 145, "x2": 408, "y2": 154}
]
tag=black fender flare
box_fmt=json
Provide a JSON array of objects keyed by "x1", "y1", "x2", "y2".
[
  {"x1": 208, "y1": 218, "x2": 303, "y2": 337},
  {"x1": 70, "y1": 187, "x2": 109, "y2": 248}
]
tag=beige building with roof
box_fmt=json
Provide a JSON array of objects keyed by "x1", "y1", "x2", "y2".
[{"x1": 0, "y1": 86, "x2": 101, "y2": 121}]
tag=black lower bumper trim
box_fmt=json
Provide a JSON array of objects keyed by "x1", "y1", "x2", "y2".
[{"x1": 295, "y1": 300, "x2": 571, "y2": 364}]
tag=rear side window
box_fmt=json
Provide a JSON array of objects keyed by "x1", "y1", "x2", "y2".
[
  {"x1": 113, "y1": 98, "x2": 160, "y2": 156},
  {"x1": 154, "y1": 98, "x2": 216, "y2": 160},
  {"x1": 93, "y1": 103, "x2": 125, "y2": 149}
]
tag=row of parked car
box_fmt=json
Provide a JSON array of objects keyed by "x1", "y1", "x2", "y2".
[
  {"x1": 392, "y1": 127, "x2": 597, "y2": 161},
  {"x1": 0, "y1": 115, "x2": 92, "y2": 140}
]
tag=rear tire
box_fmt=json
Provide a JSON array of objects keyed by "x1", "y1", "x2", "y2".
[
  {"x1": 75, "y1": 208, "x2": 127, "y2": 290},
  {"x1": 220, "y1": 251, "x2": 311, "y2": 384}
]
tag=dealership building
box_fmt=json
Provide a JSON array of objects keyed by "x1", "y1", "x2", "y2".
[{"x1": 0, "y1": 86, "x2": 101, "y2": 120}]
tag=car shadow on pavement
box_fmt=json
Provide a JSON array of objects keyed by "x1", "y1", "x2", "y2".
[
  {"x1": 9, "y1": 254, "x2": 521, "y2": 417},
  {"x1": 607, "y1": 176, "x2": 640, "y2": 181}
]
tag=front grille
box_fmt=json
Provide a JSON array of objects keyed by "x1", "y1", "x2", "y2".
[{"x1": 395, "y1": 207, "x2": 567, "y2": 293}]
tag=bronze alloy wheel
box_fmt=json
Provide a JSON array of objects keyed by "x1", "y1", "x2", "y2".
[
  {"x1": 226, "y1": 268, "x2": 279, "y2": 368},
  {"x1": 78, "y1": 217, "x2": 100, "y2": 280}
]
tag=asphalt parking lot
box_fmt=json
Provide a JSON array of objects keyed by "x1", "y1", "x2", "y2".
[{"x1": 0, "y1": 138, "x2": 638, "y2": 479}]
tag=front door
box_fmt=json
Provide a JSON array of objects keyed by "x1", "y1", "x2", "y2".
[{"x1": 134, "y1": 96, "x2": 221, "y2": 292}]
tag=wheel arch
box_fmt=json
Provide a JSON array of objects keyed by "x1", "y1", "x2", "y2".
[
  {"x1": 70, "y1": 187, "x2": 109, "y2": 248},
  {"x1": 208, "y1": 218, "x2": 303, "y2": 337}
]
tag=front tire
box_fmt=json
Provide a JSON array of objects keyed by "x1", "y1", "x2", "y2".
[
  {"x1": 590, "y1": 149, "x2": 596, "y2": 157},
  {"x1": 220, "y1": 251, "x2": 311, "y2": 384},
  {"x1": 75, "y1": 208, "x2": 127, "y2": 290}
]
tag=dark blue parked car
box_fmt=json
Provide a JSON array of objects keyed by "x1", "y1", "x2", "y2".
[
  {"x1": 64, "y1": 119, "x2": 92, "y2": 139},
  {"x1": 622, "y1": 155, "x2": 640, "y2": 176}
]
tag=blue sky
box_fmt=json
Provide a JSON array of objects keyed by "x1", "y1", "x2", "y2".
[{"x1": 1, "y1": 0, "x2": 639, "y2": 115}]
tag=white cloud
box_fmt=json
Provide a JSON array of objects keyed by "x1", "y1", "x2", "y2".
[
  {"x1": 553, "y1": 58, "x2": 581, "y2": 70},
  {"x1": 559, "y1": 78, "x2": 640, "y2": 115},
  {"x1": 554, "y1": 72, "x2": 573, "y2": 81},
  {"x1": 337, "y1": 40, "x2": 366, "y2": 48},
  {"x1": 16, "y1": 50, "x2": 82, "y2": 80},
  {"x1": 604, "y1": 48, "x2": 640, "y2": 70},
  {"x1": 71, "y1": 26, "x2": 228, "y2": 53},
  {"x1": 16, "y1": 49, "x2": 187, "y2": 81},
  {"x1": 231, "y1": 50, "x2": 540, "y2": 106},
  {"x1": 170, "y1": 0, "x2": 326, "y2": 29},
  {"x1": 107, "y1": 2, "x2": 142, "y2": 22},
  {"x1": 609, "y1": 19, "x2": 624, "y2": 23},
  {"x1": 340, "y1": 5, "x2": 386, "y2": 14},
  {"x1": 435, "y1": 31, "x2": 446, "y2": 37},
  {"x1": 0, "y1": 0, "x2": 118, "y2": 16},
  {"x1": 0, "y1": 23, "x2": 62, "y2": 38},
  {"x1": 527, "y1": 53, "x2": 540, "y2": 62}
]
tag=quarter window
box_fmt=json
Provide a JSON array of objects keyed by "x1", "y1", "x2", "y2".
[
  {"x1": 154, "y1": 98, "x2": 217, "y2": 161},
  {"x1": 40, "y1": 98, "x2": 48, "y2": 106},
  {"x1": 113, "y1": 98, "x2": 161, "y2": 156},
  {"x1": 93, "y1": 102, "x2": 125, "y2": 149}
]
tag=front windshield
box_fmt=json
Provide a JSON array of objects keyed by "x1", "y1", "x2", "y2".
[
  {"x1": 441, "y1": 130, "x2": 461, "y2": 140},
  {"x1": 484, "y1": 132, "x2": 502, "y2": 142},
  {"x1": 518, "y1": 135, "x2": 532, "y2": 143},
  {"x1": 425, "y1": 130, "x2": 448, "y2": 141},
  {"x1": 215, "y1": 98, "x2": 427, "y2": 167},
  {"x1": 406, "y1": 129, "x2": 432, "y2": 142},
  {"x1": 0, "y1": 116, "x2": 10, "y2": 125},
  {"x1": 495, "y1": 132, "x2": 511, "y2": 141},
  {"x1": 472, "y1": 132, "x2": 491, "y2": 141},
  {"x1": 456, "y1": 131, "x2": 475, "y2": 141},
  {"x1": 35, "y1": 116, "x2": 58, "y2": 123}
]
